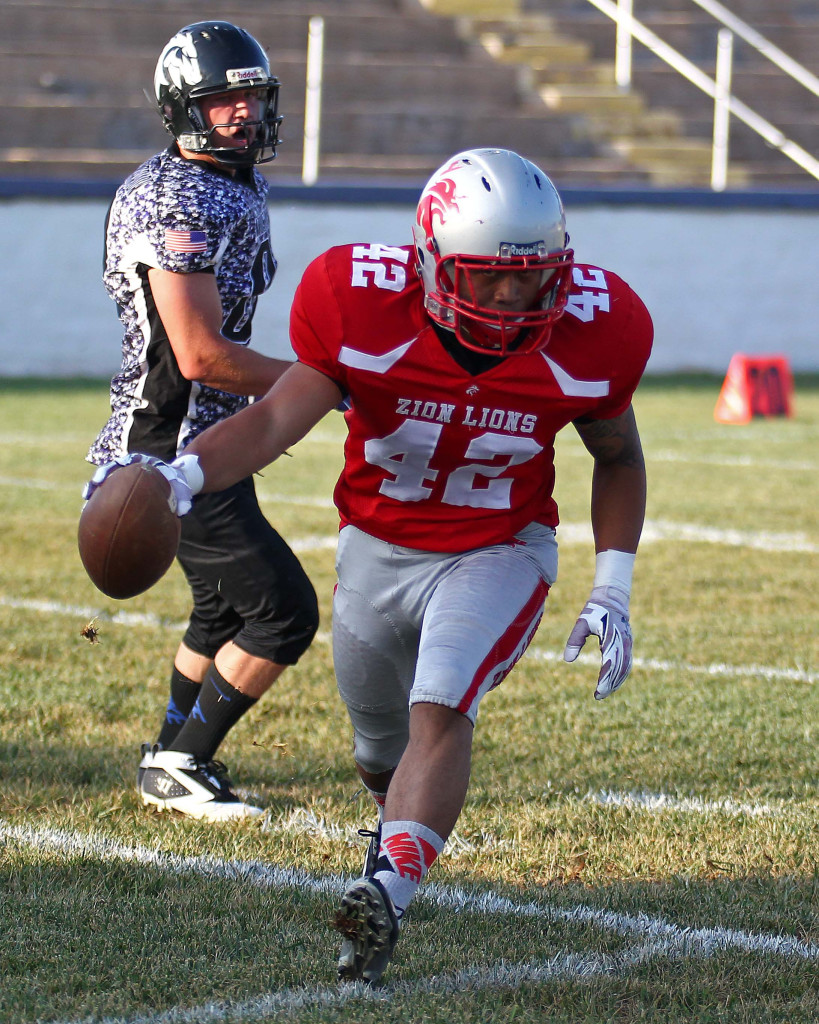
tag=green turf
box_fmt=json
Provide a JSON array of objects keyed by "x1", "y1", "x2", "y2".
[{"x1": 0, "y1": 377, "x2": 817, "y2": 1023}]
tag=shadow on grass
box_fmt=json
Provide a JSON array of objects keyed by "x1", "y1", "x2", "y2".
[{"x1": 0, "y1": 737, "x2": 355, "y2": 816}]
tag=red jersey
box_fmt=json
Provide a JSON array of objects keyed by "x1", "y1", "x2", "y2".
[{"x1": 291, "y1": 243, "x2": 652, "y2": 551}]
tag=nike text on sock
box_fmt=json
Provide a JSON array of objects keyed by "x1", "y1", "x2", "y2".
[{"x1": 373, "y1": 820, "x2": 445, "y2": 919}]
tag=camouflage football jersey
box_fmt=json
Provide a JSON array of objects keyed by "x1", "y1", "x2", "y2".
[{"x1": 87, "y1": 145, "x2": 276, "y2": 465}]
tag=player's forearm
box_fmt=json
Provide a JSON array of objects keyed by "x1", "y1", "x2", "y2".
[
  {"x1": 182, "y1": 361, "x2": 344, "y2": 494},
  {"x1": 589, "y1": 460, "x2": 646, "y2": 554},
  {"x1": 184, "y1": 399, "x2": 284, "y2": 491},
  {"x1": 180, "y1": 342, "x2": 293, "y2": 397}
]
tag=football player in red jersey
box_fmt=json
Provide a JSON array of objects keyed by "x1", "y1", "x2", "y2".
[{"x1": 86, "y1": 148, "x2": 652, "y2": 984}]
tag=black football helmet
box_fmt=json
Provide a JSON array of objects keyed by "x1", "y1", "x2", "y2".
[{"x1": 153, "y1": 21, "x2": 283, "y2": 166}]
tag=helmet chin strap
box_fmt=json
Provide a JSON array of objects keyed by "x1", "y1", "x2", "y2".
[
  {"x1": 457, "y1": 317, "x2": 521, "y2": 354},
  {"x1": 425, "y1": 294, "x2": 545, "y2": 355}
]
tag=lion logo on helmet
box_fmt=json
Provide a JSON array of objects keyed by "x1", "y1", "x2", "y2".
[{"x1": 155, "y1": 31, "x2": 204, "y2": 94}]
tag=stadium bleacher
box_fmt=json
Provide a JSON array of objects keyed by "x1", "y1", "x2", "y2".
[{"x1": 0, "y1": 0, "x2": 817, "y2": 191}]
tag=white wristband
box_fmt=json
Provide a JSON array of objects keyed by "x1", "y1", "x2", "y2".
[
  {"x1": 593, "y1": 549, "x2": 635, "y2": 597},
  {"x1": 172, "y1": 453, "x2": 205, "y2": 496}
]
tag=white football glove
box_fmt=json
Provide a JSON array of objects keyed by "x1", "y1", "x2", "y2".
[
  {"x1": 82, "y1": 453, "x2": 196, "y2": 517},
  {"x1": 563, "y1": 585, "x2": 633, "y2": 700}
]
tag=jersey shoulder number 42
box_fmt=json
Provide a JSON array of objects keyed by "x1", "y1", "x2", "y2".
[
  {"x1": 350, "y1": 243, "x2": 410, "y2": 292},
  {"x1": 564, "y1": 267, "x2": 610, "y2": 324}
]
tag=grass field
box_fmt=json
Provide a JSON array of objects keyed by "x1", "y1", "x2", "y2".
[{"x1": 0, "y1": 376, "x2": 817, "y2": 1024}]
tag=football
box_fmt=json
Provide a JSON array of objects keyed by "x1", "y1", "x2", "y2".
[{"x1": 78, "y1": 462, "x2": 181, "y2": 600}]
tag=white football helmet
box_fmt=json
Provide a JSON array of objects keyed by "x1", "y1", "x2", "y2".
[{"x1": 413, "y1": 149, "x2": 573, "y2": 355}]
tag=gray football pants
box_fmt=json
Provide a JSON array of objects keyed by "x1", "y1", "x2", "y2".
[{"x1": 332, "y1": 521, "x2": 558, "y2": 775}]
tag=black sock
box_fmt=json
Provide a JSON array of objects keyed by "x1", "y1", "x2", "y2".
[
  {"x1": 156, "y1": 666, "x2": 202, "y2": 748},
  {"x1": 167, "y1": 665, "x2": 257, "y2": 762}
]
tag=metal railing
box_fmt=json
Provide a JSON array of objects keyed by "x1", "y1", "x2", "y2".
[{"x1": 586, "y1": 0, "x2": 819, "y2": 188}]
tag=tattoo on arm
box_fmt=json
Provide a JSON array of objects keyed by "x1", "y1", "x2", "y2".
[{"x1": 573, "y1": 408, "x2": 645, "y2": 468}]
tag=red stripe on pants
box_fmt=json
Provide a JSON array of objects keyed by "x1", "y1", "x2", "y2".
[{"x1": 457, "y1": 577, "x2": 550, "y2": 715}]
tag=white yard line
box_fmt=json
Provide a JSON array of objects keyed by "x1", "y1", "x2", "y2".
[
  {"x1": 643, "y1": 518, "x2": 817, "y2": 553},
  {"x1": 2, "y1": 820, "x2": 815, "y2": 962},
  {"x1": 524, "y1": 646, "x2": 818, "y2": 685},
  {"x1": 36, "y1": 946, "x2": 724, "y2": 1024},
  {"x1": 288, "y1": 535, "x2": 339, "y2": 552},
  {"x1": 5, "y1": 472, "x2": 817, "y2": 552},
  {"x1": 0, "y1": 596, "x2": 190, "y2": 631},
  {"x1": 256, "y1": 490, "x2": 336, "y2": 509},
  {"x1": 0, "y1": 474, "x2": 67, "y2": 490},
  {"x1": 585, "y1": 790, "x2": 788, "y2": 816},
  {"x1": 1, "y1": 479, "x2": 338, "y2": 512},
  {"x1": 260, "y1": 808, "x2": 513, "y2": 861},
  {"x1": 29, "y1": 949, "x2": 695, "y2": 1024},
  {"x1": 555, "y1": 438, "x2": 817, "y2": 471},
  {"x1": 1, "y1": 595, "x2": 815, "y2": 685},
  {"x1": 649, "y1": 450, "x2": 816, "y2": 471},
  {"x1": 642, "y1": 427, "x2": 819, "y2": 444},
  {"x1": 256, "y1": 796, "x2": 797, "y2": 856},
  {"x1": 2, "y1": 818, "x2": 814, "y2": 1024},
  {"x1": 0, "y1": 431, "x2": 344, "y2": 448},
  {"x1": 556, "y1": 519, "x2": 818, "y2": 553},
  {"x1": 293, "y1": 431, "x2": 345, "y2": 445}
]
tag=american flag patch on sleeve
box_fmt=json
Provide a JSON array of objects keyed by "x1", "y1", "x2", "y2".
[{"x1": 164, "y1": 228, "x2": 208, "y2": 253}]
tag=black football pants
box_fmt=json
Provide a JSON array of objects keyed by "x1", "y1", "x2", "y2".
[{"x1": 176, "y1": 477, "x2": 319, "y2": 665}]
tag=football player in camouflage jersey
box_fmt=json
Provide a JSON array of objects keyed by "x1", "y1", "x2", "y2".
[{"x1": 86, "y1": 22, "x2": 318, "y2": 821}]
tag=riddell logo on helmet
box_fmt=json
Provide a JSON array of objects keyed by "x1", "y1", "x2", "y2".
[
  {"x1": 226, "y1": 67, "x2": 265, "y2": 83},
  {"x1": 499, "y1": 241, "x2": 546, "y2": 257}
]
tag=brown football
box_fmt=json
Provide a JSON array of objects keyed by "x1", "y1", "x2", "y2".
[{"x1": 78, "y1": 462, "x2": 181, "y2": 599}]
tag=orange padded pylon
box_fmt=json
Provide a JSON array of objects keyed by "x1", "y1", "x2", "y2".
[{"x1": 714, "y1": 353, "x2": 794, "y2": 424}]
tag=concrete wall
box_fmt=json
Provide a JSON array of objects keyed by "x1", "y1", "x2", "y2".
[{"x1": 1, "y1": 198, "x2": 817, "y2": 376}]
